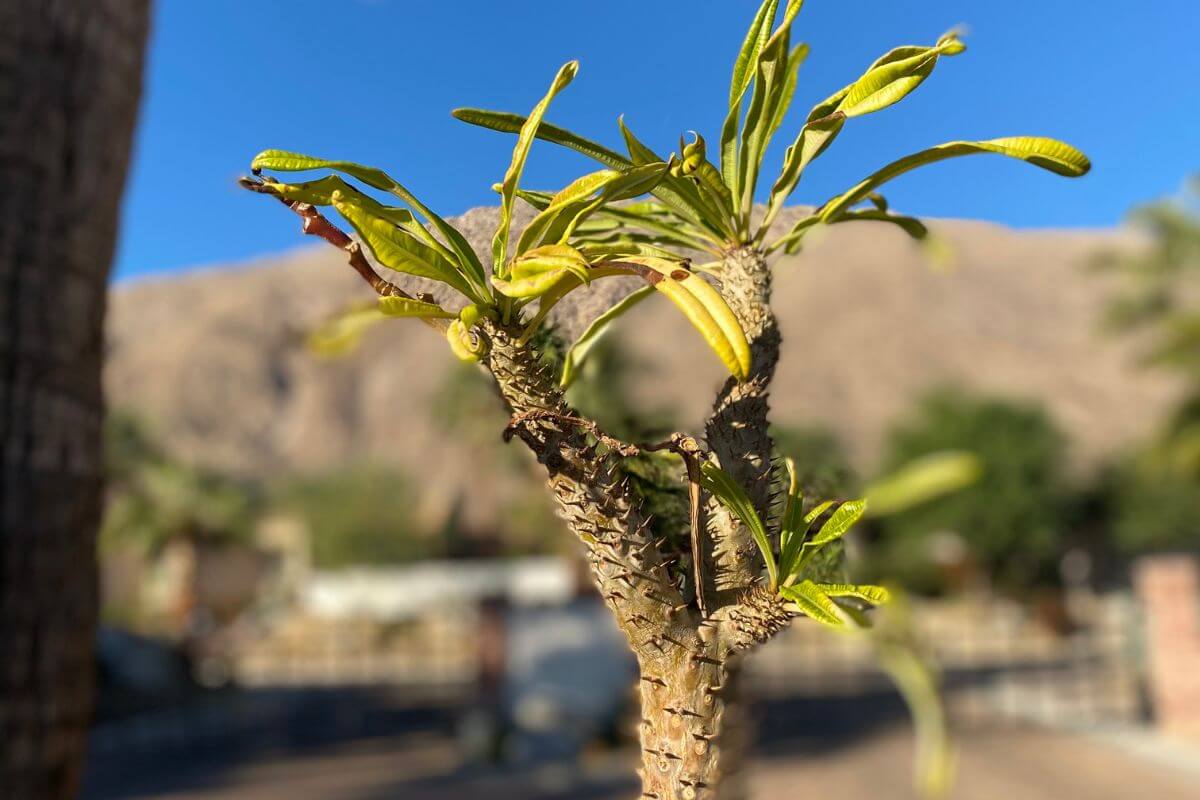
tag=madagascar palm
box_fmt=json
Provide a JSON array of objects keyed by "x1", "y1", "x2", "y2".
[{"x1": 241, "y1": 2, "x2": 1087, "y2": 797}]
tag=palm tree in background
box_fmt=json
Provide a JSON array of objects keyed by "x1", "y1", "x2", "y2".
[{"x1": 0, "y1": 2, "x2": 150, "y2": 797}]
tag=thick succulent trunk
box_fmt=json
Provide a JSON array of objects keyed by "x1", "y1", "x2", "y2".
[
  {"x1": 485, "y1": 323, "x2": 794, "y2": 800},
  {"x1": 0, "y1": 2, "x2": 149, "y2": 798},
  {"x1": 485, "y1": 325, "x2": 694, "y2": 648},
  {"x1": 636, "y1": 652, "x2": 740, "y2": 800},
  {"x1": 705, "y1": 246, "x2": 781, "y2": 605}
]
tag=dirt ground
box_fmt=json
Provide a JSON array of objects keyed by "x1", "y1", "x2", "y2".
[{"x1": 86, "y1": 721, "x2": 1200, "y2": 800}]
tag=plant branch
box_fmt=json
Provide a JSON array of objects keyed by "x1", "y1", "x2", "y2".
[{"x1": 238, "y1": 176, "x2": 450, "y2": 332}]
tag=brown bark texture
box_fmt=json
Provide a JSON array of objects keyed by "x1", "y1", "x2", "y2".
[
  {"x1": 0, "y1": 2, "x2": 149, "y2": 798},
  {"x1": 244, "y1": 118, "x2": 795, "y2": 800},
  {"x1": 485, "y1": 246, "x2": 790, "y2": 800}
]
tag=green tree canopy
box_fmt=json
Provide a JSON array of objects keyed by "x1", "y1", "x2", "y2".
[{"x1": 874, "y1": 388, "x2": 1069, "y2": 592}]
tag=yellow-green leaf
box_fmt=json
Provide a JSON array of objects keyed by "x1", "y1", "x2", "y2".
[
  {"x1": 820, "y1": 137, "x2": 1091, "y2": 222},
  {"x1": 864, "y1": 450, "x2": 982, "y2": 517},
  {"x1": 377, "y1": 296, "x2": 457, "y2": 319},
  {"x1": 330, "y1": 191, "x2": 476, "y2": 298},
  {"x1": 494, "y1": 61, "x2": 578, "y2": 278},
  {"x1": 794, "y1": 498, "x2": 867, "y2": 574},
  {"x1": 729, "y1": 0, "x2": 781, "y2": 109},
  {"x1": 251, "y1": 150, "x2": 490, "y2": 303},
  {"x1": 778, "y1": 458, "x2": 806, "y2": 579},
  {"x1": 838, "y1": 33, "x2": 965, "y2": 118},
  {"x1": 779, "y1": 580, "x2": 848, "y2": 628},
  {"x1": 517, "y1": 163, "x2": 668, "y2": 255},
  {"x1": 560, "y1": 286, "x2": 655, "y2": 388},
  {"x1": 446, "y1": 319, "x2": 488, "y2": 363},
  {"x1": 452, "y1": 108, "x2": 631, "y2": 170},
  {"x1": 818, "y1": 583, "x2": 892, "y2": 606},
  {"x1": 619, "y1": 256, "x2": 751, "y2": 381},
  {"x1": 305, "y1": 304, "x2": 386, "y2": 357},
  {"x1": 700, "y1": 460, "x2": 777, "y2": 588}
]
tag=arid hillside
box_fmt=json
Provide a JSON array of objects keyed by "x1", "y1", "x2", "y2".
[{"x1": 106, "y1": 207, "x2": 1178, "y2": 529}]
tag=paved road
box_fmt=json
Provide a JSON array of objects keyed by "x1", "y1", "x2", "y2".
[{"x1": 85, "y1": 707, "x2": 1199, "y2": 800}]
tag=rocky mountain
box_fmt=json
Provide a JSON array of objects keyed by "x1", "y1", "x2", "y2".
[{"x1": 105, "y1": 206, "x2": 1178, "y2": 529}]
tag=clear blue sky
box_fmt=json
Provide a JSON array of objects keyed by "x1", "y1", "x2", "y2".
[{"x1": 113, "y1": 0, "x2": 1200, "y2": 280}]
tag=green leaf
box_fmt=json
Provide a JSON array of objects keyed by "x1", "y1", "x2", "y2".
[
  {"x1": 510, "y1": 244, "x2": 592, "y2": 284},
  {"x1": 778, "y1": 457, "x2": 806, "y2": 578},
  {"x1": 779, "y1": 580, "x2": 848, "y2": 628},
  {"x1": 837, "y1": 32, "x2": 965, "y2": 118},
  {"x1": 699, "y1": 460, "x2": 777, "y2": 588},
  {"x1": 820, "y1": 137, "x2": 1091, "y2": 222},
  {"x1": 722, "y1": 0, "x2": 782, "y2": 200},
  {"x1": 560, "y1": 286, "x2": 655, "y2": 388},
  {"x1": 768, "y1": 42, "x2": 811, "y2": 141},
  {"x1": 864, "y1": 450, "x2": 982, "y2": 516},
  {"x1": 517, "y1": 163, "x2": 668, "y2": 254},
  {"x1": 446, "y1": 319, "x2": 488, "y2": 363},
  {"x1": 677, "y1": 132, "x2": 735, "y2": 216},
  {"x1": 818, "y1": 582, "x2": 892, "y2": 606},
  {"x1": 758, "y1": 33, "x2": 965, "y2": 237},
  {"x1": 619, "y1": 117, "x2": 730, "y2": 240},
  {"x1": 761, "y1": 111, "x2": 847, "y2": 234},
  {"x1": 795, "y1": 498, "x2": 867, "y2": 573},
  {"x1": 619, "y1": 256, "x2": 751, "y2": 381},
  {"x1": 305, "y1": 303, "x2": 386, "y2": 357},
  {"x1": 737, "y1": 27, "x2": 792, "y2": 221},
  {"x1": 452, "y1": 108, "x2": 631, "y2": 170},
  {"x1": 251, "y1": 151, "x2": 491, "y2": 303},
  {"x1": 377, "y1": 296, "x2": 457, "y2": 319},
  {"x1": 330, "y1": 191, "x2": 477, "y2": 298},
  {"x1": 494, "y1": 61, "x2": 579, "y2": 278},
  {"x1": 769, "y1": 207, "x2": 928, "y2": 255},
  {"x1": 729, "y1": 0, "x2": 781, "y2": 109},
  {"x1": 592, "y1": 204, "x2": 719, "y2": 253}
]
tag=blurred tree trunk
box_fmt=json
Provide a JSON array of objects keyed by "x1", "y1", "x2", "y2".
[{"x1": 0, "y1": 2, "x2": 150, "y2": 798}]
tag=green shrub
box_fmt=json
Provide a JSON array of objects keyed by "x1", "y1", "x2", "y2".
[{"x1": 875, "y1": 388, "x2": 1069, "y2": 591}]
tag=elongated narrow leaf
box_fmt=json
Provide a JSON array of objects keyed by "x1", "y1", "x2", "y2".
[
  {"x1": 794, "y1": 498, "x2": 867, "y2": 574},
  {"x1": 594, "y1": 204, "x2": 719, "y2": 252},
  {"x1": 779, "y1": 580, "x2": 848, "y2": 628},
  {"x1": 377, "y1": 296, "x2": 457, "y2": 319},
  {"x1": 267, "y1": 176, "x2": 468, "y2": 264},
  {"x1": 838, "y1": 33, "x2": 965, "y2": 118},
  {"x1": 518, "y1": 163, "x2": 668, "y2": 254},
  {"x1": 770, "y1": 207, "x2": 928, "y2": 255},
  {"x1": 722, "y1": 0, "x2": 782, "y2": 199},
  {"x1": 510, "y1": 244, "x2": 591, "y2": 283},
  {"x1": 331, "y1": 191, "x2": 477, "y2": 298},
  {"x1": 494, "y1": 61, "x2": 579, "y2": 277},
  {"x1": 729, "y1": 0, "x2": 781, "y2": 109},
  {"x1": 768, "y1": 43, "x2": 811, "y2": 140},
  {"x1": 761, "y1": 111, "x2": 847, "y2": 233},
  {"x1": 577, "y1": 241, "x2": 681, "y2": 260},
  {"x1": 455, "y1": 109, "x2": 730, "y2": 244},
  {"x1": 619, "y1": 256, "x2": 751, "y2": 380},
  {"x1": 820, "y1": 137, "x2": 1091, "y2": 222},
  {"x1": 452, "y1": 108, "x2": 631, "y2": 169},
  {"x1": 818, "y1": 583, "x2": 892, "y2": 606},
  {"x1": 306, "y1": 303, "x2": 386, "y2": 357},
  {"x1": 864, "y1": 451, "x2": 982, "y2": 516},
  {"x1": 518, "y1": 170, "x2": 617, "y2": 253},
  {"x1": 759, "y1": 33, "x2": 965, "y2": 236},
  {"x1": 737, "y1": 27, "x2": 792, "y2": 217},
  {"x1": 700, "y1": 460, "x2": 777, "y2": 588},
  {"x1": 252, "y1": 151, "x2": 490, "y2": 302},
  {"x1": 560, "y1": 286, "x2": 655, "y2": 388},
  {"x1": 778, "y1": 458, "x2": 806, "y2": 579},
  {"x1": 620, "y1": 117, "x2": 731, "y2": 239},
  {"x1": 802, "y1": 499, "x2": 836, "y2": 527}
]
